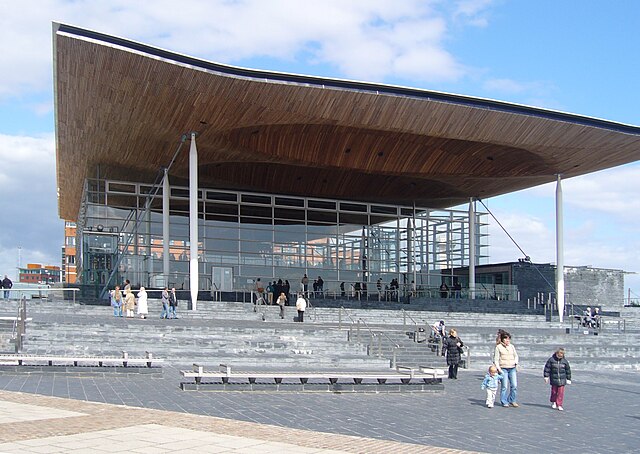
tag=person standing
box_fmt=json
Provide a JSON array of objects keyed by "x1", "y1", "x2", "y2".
[
  {"x1": 444, "y1": 328, "x2": 464, "y2": 379},
  {"x1": 111, "y1": 286, "x2": 123, "y2": 317},
  {"x1": 284, "y1": 280, "x2": 291, "y2": 305},
  {"x1": 481, "y1": 365, "x2": 504, "y2": 408},
  {"x1": 493, "y1": 332, "x2": 520, "y2": 407},
  {"x1": 137, "y1": 287, "x2": 148, "y2": 319},
  {"x1": 543, "y1": 347, "x2": 572, "y2": 411},
  {"x1": 2, "y1": 275, "x2": 12, "y2": 299},
  {"x1": 295, "y1": 293, "x2": 307, "y2": 322},
  {"x1": 266, "y1": 281, "x2": 275, "y2": 305},
  {"x1": 276, "y1": 292, "x2": 287, "y2": 319},
  {"x1": 169, "y1": 287, "x2": 178, "y2": 319},
  {"x1": 301, "y1": 274, "x2": 309, "y2": 297},
  {"x1": 160, "y1": 287, "x2": 170, "y2": 319},
  {"x1": 439, "y1": 281, "x2": 449, "y2": 298},
  {"x1": 255, "y1": 278, "x2": 264, "y2": 301},
  {"x1": 124, "y1": 288, "x2": 135, "y2": 318}
]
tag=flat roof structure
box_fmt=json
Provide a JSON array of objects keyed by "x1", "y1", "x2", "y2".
[{"x1": 54, "y1": 23, "x2": 640, "y2": 221}]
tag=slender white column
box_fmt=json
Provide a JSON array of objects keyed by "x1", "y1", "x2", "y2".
[
  {"x1": 468, "y1": 198, "x2": 476, "y2": 300},
  {"x1": 189, "y1": 133, "x2": 199, "y2": 310},
  {"x1": 162, "y1": 168, "x2": 170, "y2": 287},
  {"x1": 556, "y1": 175, "x2": 565, "y2": 322}
]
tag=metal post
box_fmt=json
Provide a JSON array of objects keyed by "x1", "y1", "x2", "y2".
[
  {"x1": 556, "y1": 175, "x2": 565, "y2": 322},
  {"x1": 163, "y1": 168, "x2": 170, "y2": 286},
  {"x1": 469, "y1": 198, "x2": 476, "y2": 300},
  {"x1": 391, "y1": 347, "x2": 397, "y2": 369},
  {"x1": 189, "y1": 132, "x2": 199, "y2": 311}
]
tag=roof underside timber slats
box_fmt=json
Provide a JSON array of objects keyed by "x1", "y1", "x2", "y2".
[{"x1": 53, "y1": 23, "x2": 640, "y2": 220}]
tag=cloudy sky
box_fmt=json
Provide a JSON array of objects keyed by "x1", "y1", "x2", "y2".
[{"x1": 0, "y1": 0, "x2": 638, "y2": 299}]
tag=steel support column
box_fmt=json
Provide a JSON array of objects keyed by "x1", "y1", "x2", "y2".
[
  {"x1": 189, "y1": 133, "x2": 198, "y2": 310},
  {"x1": 556, "y1": 175, "x2": 564, "y2": 322}
]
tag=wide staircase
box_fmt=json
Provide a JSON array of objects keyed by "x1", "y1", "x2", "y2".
[{"x1": 1, "y1": 298, "x2": 639, "y2": 372}]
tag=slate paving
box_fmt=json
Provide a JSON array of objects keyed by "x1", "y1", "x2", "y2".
[{"x1": 0, "y1": 364, "x2": 638, "y2": 453}]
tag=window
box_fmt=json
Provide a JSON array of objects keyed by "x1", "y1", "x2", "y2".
[
  {"x1": 67, "y1": 256, "x2": 76, "y2": 265},
  {"x1": 65, "y1": 237, "x2": 76, "y2": 246}
]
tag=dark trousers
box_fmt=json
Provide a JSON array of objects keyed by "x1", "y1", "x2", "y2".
[
  {"x1": 448, "y1": 364, "x2": 459, "y2": 379},
  {"x1": 279, "y1": 304, "x2": 284, "y2": 319},
  {"x1": 297, "y1": 310, "x2": 304, "y2": 322}
]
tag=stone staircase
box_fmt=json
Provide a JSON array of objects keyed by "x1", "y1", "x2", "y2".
[{"x1": 1, "y1": 298, "x2": 638, "y2": 372}]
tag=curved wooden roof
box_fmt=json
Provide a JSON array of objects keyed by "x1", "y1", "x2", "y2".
[{"x1": 54, "y1": 23, "x2": 640, "y2": 220}]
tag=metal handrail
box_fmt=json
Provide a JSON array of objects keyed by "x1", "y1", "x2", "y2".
[
  {"x1": 11, "y1": 296, "x2": 27, "y2": 353},
  {"x1": 352, "y1": 317, "x2": 401, "y2": 368},
  {"x1": 338, "y1": 306, "x2": 358, "y2": 330},
  {"x1": 401, "y1": 308, "x2": 420, "y2": 331}
]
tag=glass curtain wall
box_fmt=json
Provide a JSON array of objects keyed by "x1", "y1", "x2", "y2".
[{"x1": 77, "y1": 178, "x2": 488, "y2": 296}]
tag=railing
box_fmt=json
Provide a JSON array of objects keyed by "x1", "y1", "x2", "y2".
[
  {"x1": 2, "y1": 287, "x2": 80, "y2": 304},
  {"x1": 339, "y1": 307, "x2": 401, "y2": 368},
  {"x1": 11, "y1": 296, "x2": 27, "y2": 353}
]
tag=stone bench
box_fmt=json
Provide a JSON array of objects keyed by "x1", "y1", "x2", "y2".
[
  {"x1": 0, "y1": 351, "x2": 162, "y2": 368},
  {"x1": 181, "y1": 363, "x2": 446, "y2": 385}
]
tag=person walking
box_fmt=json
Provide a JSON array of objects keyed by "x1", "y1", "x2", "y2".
[
  {"x1": 160, "y1": 287, "x2": 170, "y2": 319},
  {"x1": 137, "y1": 287, "x2": 149, "y2": 319},
  {"x1": 2, "y1": 275, "x2": 12, "y2": 299},
  {"x1": 276, "y1": 292, "x2": 287, "y2": 319},
  {"x1": 493, "y1": 331, "x2": 520, "y2": 407},
  {"x1": 444, "y1": 328, "x2": 464, "y2": 379},
  {"x1": 543, "y1": 347, "x2": 572, "y2": 411},
  {"x1": 169, "y1": 287, "x2": 178, "y2": 319},
  {"x1": 481, "y1": 365, "x2": 504, "y2": 408},
  {"x1": 295, "y1": 293, "x2": 307, "y2": 322}
]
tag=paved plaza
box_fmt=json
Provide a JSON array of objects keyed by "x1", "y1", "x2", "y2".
[{"x1": 0, "y1": 364, "x2": 638, "y2": 453}]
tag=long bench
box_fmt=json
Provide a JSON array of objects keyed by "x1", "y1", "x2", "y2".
[
  {"x1": 181, "y1": 363, "x2": 445, "y2": 385},
  {"x1": 0, "y1": 351, "x2": 162, "y2": 368}
]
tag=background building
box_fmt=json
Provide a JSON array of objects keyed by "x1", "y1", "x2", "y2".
[
  {"x1": 62, "y1": 221, "x2": 77, "y2": 284},
  {"x1": 444, "y1": 261, "x2": 625, "y2": 308},
  {"x1": 18, "y1": 263, "x2": 61, "y2": 285}
]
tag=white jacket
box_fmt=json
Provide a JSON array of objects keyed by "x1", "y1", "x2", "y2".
[{"x1": 295, "y1": 297, "x2": 307, "y2": 311}]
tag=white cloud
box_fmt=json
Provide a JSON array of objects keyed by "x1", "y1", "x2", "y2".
[
  {"x1": 453, "y1": 0, "x2": 495, "y2": 27},
  {"x1": 0, "y1": 133, "x2": 61, "y2": 280},
  {"x1": 0, "y1": 0, "x2": 471, "y2": 102}
]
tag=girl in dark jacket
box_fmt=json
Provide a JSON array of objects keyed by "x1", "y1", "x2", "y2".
[
  {"x1": 543, "y1": 347, "x2": 572, "y2": 411},
  {"x1": 445, "y1": 328, "x2": 464, "y2": 379}
]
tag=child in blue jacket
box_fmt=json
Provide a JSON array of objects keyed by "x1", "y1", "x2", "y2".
[{"x1": 481, "y1": 365, "x2": 504, "y2": 408}]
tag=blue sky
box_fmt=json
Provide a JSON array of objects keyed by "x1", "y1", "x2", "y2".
[{"x1": 0, "y1": 0, "x2": 638, "y2": 300}]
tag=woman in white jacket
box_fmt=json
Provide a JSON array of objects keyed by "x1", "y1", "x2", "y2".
[{"x1": 137, "y1": 287, "x2": 149, "y2": 319}]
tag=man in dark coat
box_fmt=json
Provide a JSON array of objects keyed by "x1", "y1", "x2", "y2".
[
  {"x1": 2, "y1": 275, "x2": 12, "y2": 299},
  {"x1": 543, "y1": 347, "x2": 572, "y2": 411}
]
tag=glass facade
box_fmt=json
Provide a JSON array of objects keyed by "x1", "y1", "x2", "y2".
[{"x1": 77, "y1": 178, "x2": 489, "y2": 296}]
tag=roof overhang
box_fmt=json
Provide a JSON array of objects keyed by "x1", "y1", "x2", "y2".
[{"x1": 54, "y1": 23, "x2": 640, "y2": 220}]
